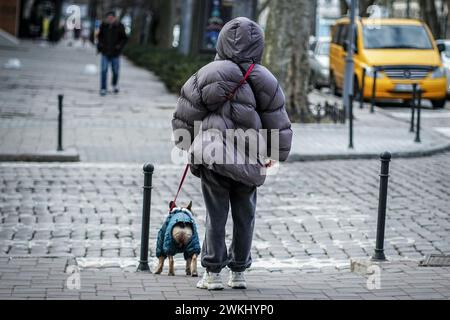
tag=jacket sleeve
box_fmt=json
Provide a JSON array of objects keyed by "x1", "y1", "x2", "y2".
[
  {"x1": 257, "y1": 69, "x2": 293, "y2": 162},
  {"x1": 172, "y1": 72, "x2": 209, "y2": 151},
  {"x1": 117, "y1": 23, "x2": 128, "y2": 52},
  {"x1": 96, "y1": 23, "x2": 104, "y2": 53},
  {"x1": 156, "y1": 217, "x2": 169, "y2": 258}
]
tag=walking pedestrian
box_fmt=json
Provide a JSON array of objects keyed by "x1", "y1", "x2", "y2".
[
  {"x1": 97, "y1": 11, "x2": 127, "y2": 96},
  {"x1": 172, "y1": 17, "x2": 293, "y2": 290}
]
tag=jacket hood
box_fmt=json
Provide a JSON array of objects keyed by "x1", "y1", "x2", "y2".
[{"x1": 215, "y1": 17, "x2": 264, "y2": 64}]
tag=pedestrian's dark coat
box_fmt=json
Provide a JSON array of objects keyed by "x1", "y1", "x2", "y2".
[
  {"x1": 156, "y1": 209, "x2": 201, "y2": 260},
  {"x1": 97, "y1": 22, "x2": 127, "y2": 57},
  {"x1": 172, "y1": 17, "x2": 292, "y2": 187}
]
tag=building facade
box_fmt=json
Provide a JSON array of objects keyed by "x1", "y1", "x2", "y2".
[{"x1": 0, "y1": 0, "x2": 20, "y2": 37}]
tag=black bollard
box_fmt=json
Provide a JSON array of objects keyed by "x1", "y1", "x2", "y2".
[
  {"x1": 370, "y1": 69, "x2": 377, "y2": 114},
  {"x1": 333, "y1": 103, "x2": 338, "y2": 123},
  {"x1": 137, "y1": 163, "x2": 154, "y2": 272},
  {"x1": 372, "y1": 152, "x2": 391, "y2": 262},
  {"x1": 316, "y1": 103, "x2": 322, "y2": 124},
  {"x1": 410, "y1": 84, "x2": 417, "y2": 133},
  {"x1": 349, "y1": 94, "x2": 354, "y2": 149},
  {"x1": 360, "y1": 68, "x2": 366, "y2": 109},
  {"x1": 57, "y1": 94, "x2": 63, "y2": 151},
  {"x1": 415, "y1": 90, "x2": 422, "y2": 143}
]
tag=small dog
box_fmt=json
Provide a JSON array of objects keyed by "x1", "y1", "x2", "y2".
[{"x1": 154, "y1": 201, "x2": 201, "y2": 277}]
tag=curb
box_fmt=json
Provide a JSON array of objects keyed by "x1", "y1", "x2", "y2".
[
  {"x1": 0, "y1": 149, "x2": 80, "y2": 162},
  {"x1": 287, "y1": 142, "x2": 450, "y2": 162}
]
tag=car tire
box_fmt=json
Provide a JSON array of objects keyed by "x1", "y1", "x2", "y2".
[{"x1": 431, "y1": 99, "x2": 446, "y2": 109}]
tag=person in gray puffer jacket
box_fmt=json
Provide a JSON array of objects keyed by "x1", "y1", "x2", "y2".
[{"x1": 172, "y1": 17, "x2": 292, "y2": 290}]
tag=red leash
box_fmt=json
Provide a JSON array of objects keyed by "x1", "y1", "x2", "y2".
[
  {"x1": 225, "y1": 63, "x2": 255, "y2": 101},
  {"x1": 170, "y1": 63, "x2": 255, "y2": 211},
  {"x1": 170, "y1": 163, "x2": 190, "y2": 211}
]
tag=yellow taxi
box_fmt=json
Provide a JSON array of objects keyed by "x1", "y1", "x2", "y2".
[{"x1": 329, "y1": 18, "x2": 447, "y2": 108}]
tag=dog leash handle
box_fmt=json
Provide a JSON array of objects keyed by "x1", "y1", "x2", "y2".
[{"x1": 170, "y1": 164, "x2": 190, "y2": 211}]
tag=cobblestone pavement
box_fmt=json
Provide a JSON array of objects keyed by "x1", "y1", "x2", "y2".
[
  {"x1": 0, "y1": 152, "x2": 449, "y2": 299},
  {"x1": 1, "y1": 41, "x2": 449, "y2": 163},
  {"x1": 1, "y1": 256, "x2": 449, "y2": 300},
  {"x1": 377, "y1": 102, "x2": 450, "y2": 138},
  {"x1": 0, "y1": 40, "x2": 176, "y2": 163}
]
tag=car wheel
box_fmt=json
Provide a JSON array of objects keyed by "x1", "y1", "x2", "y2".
[{"x1": 431, "y1": 99, "x2": 446, "y2": 109}]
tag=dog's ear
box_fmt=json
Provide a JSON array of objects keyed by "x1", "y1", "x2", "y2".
[
  {"x1": 186, "y1": 201, "x2": 192, "y2": 211},
  {"x1": 169, "y1": 201, "x2": 175, "y2": 210}
]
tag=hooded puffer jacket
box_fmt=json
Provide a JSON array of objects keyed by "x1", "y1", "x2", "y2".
[{"x1": 172, "y1": 17, "x2": 292, "y2": 187}]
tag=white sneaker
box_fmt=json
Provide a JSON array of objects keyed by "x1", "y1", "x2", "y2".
[
  {"x1": 228, "y1": 271, "x2": 247, "y2": 289},
  {"x1": 196, "y1": 271, "x2": 224, "y2": 290}
]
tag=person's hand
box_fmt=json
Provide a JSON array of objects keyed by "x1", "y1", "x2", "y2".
[{"x1": 265, "y1": 159, "x2": 276, "y2": 168}]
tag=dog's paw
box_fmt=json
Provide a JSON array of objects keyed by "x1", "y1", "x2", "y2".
[
  {"x1": 191, "y1": 272, "x2": 198, "y2": 277},
  {"x1": 186, "y1": 270, "x2": 191, "y2": 276},
  {"x1": 168, "y1": 272, "x2": 175, "y2": 276},
  {"x1": 154, "y1": 269, "x2": 162, "y2": 275}
]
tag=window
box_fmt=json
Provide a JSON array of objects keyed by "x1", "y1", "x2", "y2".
[
  {"x1": 363, "y1": 25, "x2": 433, "y2": 50},
  {"x1": 338, "y1": 24, "x2": 348, "y2": 47},
  {"x1": 332, "y1": 25, "x2": 340, "y2": 44},
  {"x1": 444, "y1": 45, "x2": 450, "y2": 58},
  {"x1": 317, "y1": 41, "x2": 330, "y2": 56}
]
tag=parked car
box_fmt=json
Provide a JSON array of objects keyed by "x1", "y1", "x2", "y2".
[
  {"x1": 436, "y1": 39, "x2": 450, "y2": 96},
  {"x1": 309, "y1": 38, "x2": 331, "y2": 89},
  {"x1": 329, "y1": 18, "x2": 447, "y2": 109}
]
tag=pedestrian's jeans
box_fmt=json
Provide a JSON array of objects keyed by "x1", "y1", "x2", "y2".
[
  {"x1": 100, "y1": 55, "x2": 120, "y2": 91},
  {"x1": 199, "y1": 167, "x2": 257, "y2": 273}
]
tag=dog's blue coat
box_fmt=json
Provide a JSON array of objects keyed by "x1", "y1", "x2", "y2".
[{"x1": 156, "y1": 208, "x2": 201, "y2": 260}]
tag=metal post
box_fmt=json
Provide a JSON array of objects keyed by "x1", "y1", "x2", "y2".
[
  {"x1": 316, "y1": 103, "x2": 321, "y2": 124},
  {"x1": 343, "y1": 0, "x2": 356, "y2": 118},
  {"x1": 415, "y1": 90, "x2": 422, "y2": 143},
  {"x1": 349, "y1": 94, "x2": 354, "y2": 149},
  {"x1": 360, "y1": 68, "x2": 366, "y2": 109},
  {"x1": 137, "y1": 163, "x2": 154, "y2": 272},
  {"x1": 333, "y1": 103, "x2": 338, "y2": 123},
  {"x1": 372, "y1": 152, "x2": 391, "y2": 262},
  {"x1": 57, "y1": 94, "x2": 63, "y2": 151},
  {"x1": 179, "y1": 0, "x2": 193, "y2": 55},
  {"x1": 406, "y1": 0, "x2": 411, "y2": 18},
  {"x1": 410, "y1": 84, "x2": 417, "y2": 133},
  {"x1": 370, "y1": 69, "x2": 377, "y2": 113}
]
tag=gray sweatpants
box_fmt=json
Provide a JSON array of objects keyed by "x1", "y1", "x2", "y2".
[{"x1": 199, "y1": 167, "x2": 257, "y2": 273}]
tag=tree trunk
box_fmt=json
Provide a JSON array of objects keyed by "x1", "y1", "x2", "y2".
[
  {"x1": 263, "y1": 0, "x2": 314, "y2": 122},
  {"x1": 340, "y1": 0, "x2": 376, "y2": 17},
  {"x1": 340, "y1": 0, "x2": 349, "y2": 16},
  {"x1": 153, "y1": 0, "x2": 175, "y2": 48},
  {"x1": 359, "y1": 0, "x2": 376, "y2": 17},
  {"x1": 419, "y1": 0, "x2": 441, "y2": 38}
]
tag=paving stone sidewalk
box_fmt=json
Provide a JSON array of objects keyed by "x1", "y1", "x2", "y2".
[
  {"x1": 1, "y1": 153, "x2": 449, "y2": 299},
  {"x1": 1, "y1": 256, "x2": 449, "y2": 300},
  {"x1": 0, "y1": 40, "x2": 176, "y2": 163},
  {"x1": 1, "y1": 41, "x2": 449, "y2": 163}
]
